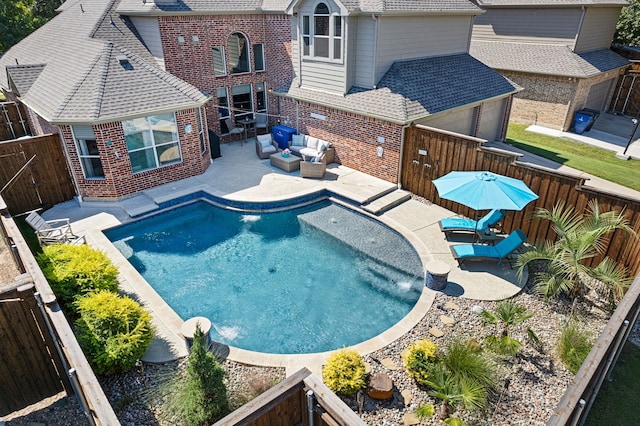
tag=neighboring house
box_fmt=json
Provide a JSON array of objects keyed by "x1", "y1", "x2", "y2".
[
  {"x1": 469, "y1": 0, "x2": 630, "y2": 131},
  {"x1": 0, "y1": 0, "x2": 519, "y2": 200}
]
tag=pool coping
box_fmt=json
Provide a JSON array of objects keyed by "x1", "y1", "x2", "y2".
[{"x1": 89, "y1": 190, "x2": 437, "y2": 374}]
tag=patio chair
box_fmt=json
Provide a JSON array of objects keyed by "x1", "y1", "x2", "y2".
[
  {"x1": 255, "y1": 133, "x2": 278, "y2": 159},
  {"x1": 439, "y1": 209, "x2": 505, "y2": 236},
  {"x1": 450, "y1": 228, "x2": 527, "y2": 267},
  {"x1": 25, "y1": 211, "x2": 83, "y2": 246},
  {"x1": 300, "y1": 152, "x2": 326, "y2": 178},
  {"x1": 255, "y1": 113, "x2": 268, "y2": 134},
  {"x1": 223, "y1": 118, "x2": 244, "y2": 139}
]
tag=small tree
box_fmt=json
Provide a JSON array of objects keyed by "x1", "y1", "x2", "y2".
[
  {"x1": 517, "y1": 200, "x2": 635, "y2": 308},
  {"x1": 614, "y1": 0, "x2": 640, "y2": 47},
  {"x1": 181, "y1": 325, "x2": 229, "y2": 425}
]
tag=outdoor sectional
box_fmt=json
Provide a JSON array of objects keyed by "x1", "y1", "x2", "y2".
[{"x1": 290, "y1": 134, "x2": 335, "y2": 164}]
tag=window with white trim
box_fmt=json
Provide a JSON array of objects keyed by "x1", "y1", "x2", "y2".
[
  {"x1": 217, "y1": 87, "x2": 231, "y2": 134},
  {"x1": 253, "y1": 43, "x2": 265, "y2": 72},
  {"x1": 302, "y1": 3, "x2": 342, "y2": 61},
  {"x1": 232, "y1": 84, "x2": 253, "y2": 121},
  {"x1": 228, "y1": 32, "x2": 250, "y2": 74},
  {"x1": 123, "y1": 113, "x2": 181, "y2": 173},
  {"x1": 256, "y1": 82, "x2": 267, "y2": 113},
  {"x1": 73, "y1": 126, "x2": 104, "y2": 179},
  {"x1": 197, "y1": 108, "x2": 206, "y2": 154},
  {"x1": 212, "y1": 46, "x2": 226, "y2": 76}
]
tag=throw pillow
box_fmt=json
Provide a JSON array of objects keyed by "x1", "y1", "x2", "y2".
[
  {"x1": 257, "y1": 134, "x2": 272, "y2": 148},
  {"x1": 292, "y1": 134, "x2": 304, "y2": 147},
  {"x1": 306, "y1": 137, "x2": 319, "y2": 150},
  {"x1": 317, "y1": 140, "x2": 328, "y2": 151}
]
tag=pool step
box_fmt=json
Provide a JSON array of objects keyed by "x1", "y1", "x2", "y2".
[{"x1": 361, "y1": 189, "x2": 411, "y2": 215}]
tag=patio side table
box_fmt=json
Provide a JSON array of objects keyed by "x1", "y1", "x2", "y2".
[{"x1": 425, "y1": 260, "x2": 450, "y2": 291}]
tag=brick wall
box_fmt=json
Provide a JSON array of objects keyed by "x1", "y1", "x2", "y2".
[
  {"x1": 25, "y1": 107, "x2": 57, "y2": 136},
  {"x1": 503, "y1": 71, "x2": 577, "y2": 130},
  {"x1": 280, "y1": 98, "x2": 403, "y2": 183},
  {"x1": 61, "y1": 108, "x2": 210, "y2": 200},
  {"x1": 159, "y1": 14, "x2": 293, "y2": 141}
]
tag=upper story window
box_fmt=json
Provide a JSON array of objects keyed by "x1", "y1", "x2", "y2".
[
  {"x1": 212, "y1": 46, "x2": 227, "y2": 76},
  {"x1": 254, "y1": 43, "x2": 265, "y2": 72},
  {"x1": 228, "y1": 32, "x2": 250, "y2": 74},
  {"x1": 302, "y1": 3, "x2": 342, "y2": 61},
  {"x1": 123, "y1": 113, "x2": 181, "y2": 173}
]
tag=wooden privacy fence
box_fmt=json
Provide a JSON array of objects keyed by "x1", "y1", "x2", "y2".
[
  {"x1": 214, "y1": 367, "x2": 366, "y2": 426},
  {"x1": 0, "y1": 281, "x2": 71, "y2": 415},
  {"x1": 0, "y1": 102, "x2": 30, "y2": 141},
  {"x1": 401, "y1": 125, "x2": 640, "y2": 277},
  {"x1": 0, "y1": 134, "x2": 76, "y2": 215},
  {"x1": 1, "y1": 199, "x2": 119, "y2": 424}
]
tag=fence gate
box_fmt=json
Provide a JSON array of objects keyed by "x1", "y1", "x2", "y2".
[
  {"x1": 0, "y1": 134, "x2": 76, "y2": 215},
  {"x1": 0, "y1": 102, "x2": 30, "y2": 141},
  {"x1": 0, "y1": 282, "x2": 71, "y2": 416}
]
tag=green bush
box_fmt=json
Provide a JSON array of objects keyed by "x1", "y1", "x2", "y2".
[
  {"x1": 415, "y1": 401, "x2": 435, "y2": 419},
  {"x1": 404, "y1": 338, "x2": 438, "y2": 385},
  {"x1": 558, "y1": 321, "x2": 593, "y2": 374},
  {"x1": 75, "y1": 290, "x2": 154, "y2": 375},
  {"x1": 38, "y1": 244, "x2": 119, "y2": 313},
  {"x1": 441, "y1": 340, "x2": 498, "y2": 392},
  {"x1": 181, "y1": 326, "x2": 229, "y2": 425},
  {"x1": 322, "y1": 348, "x2": 366, "y2": 395}
]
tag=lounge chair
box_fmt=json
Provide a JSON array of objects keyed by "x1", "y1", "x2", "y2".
[
  {"x1": 255, "y1": 133, "x2": 278, "y2": 159},
  {"x1": 450, "y1": 229, "x2": 527, "y2": 266},
  {"x1": 25, "y1": 211, "x2": 84, "y2": 246},
  {"x1": 439, "y1": 209, "x2": 505, "y2": 236}
]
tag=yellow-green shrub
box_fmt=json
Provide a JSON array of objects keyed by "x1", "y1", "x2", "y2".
[
  {"x1": 75, "y1": 290, "x2": 154, "y2": 375},
  {"x1": 38, "y1": 244, "x2": 118, "y2": 313},
  {"x1": 322, "y1": 348, "x2": 366, "y2": 395},
  {"x1": 404, "y1": 338, "x2": 438, "y2": 385}
]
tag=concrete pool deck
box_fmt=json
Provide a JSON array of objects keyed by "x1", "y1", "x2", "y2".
[{"x1": 42, "y1": 141, "x2": 526, "y2": 376}]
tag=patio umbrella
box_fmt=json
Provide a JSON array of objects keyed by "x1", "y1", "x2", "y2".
[{"x1": 432, "y1": 171, "x2": 538, "y2": 211}]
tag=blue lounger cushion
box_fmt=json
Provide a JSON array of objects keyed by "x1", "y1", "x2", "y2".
[
  {"x1": 439, "y1": 209, "x2": 505, "y2": 234},
  {"x1": 450, "y1": 229, "x2": 527, "y2": 265}
]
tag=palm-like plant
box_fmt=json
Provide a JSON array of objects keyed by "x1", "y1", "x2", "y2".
[
  {"x1": 480, "y1": 299, "x2": 535, "y2": 356},
  {"x1": 516, "y1": 200, "x2": 635, "y2": 305},
  {"x1": 425, "y1": 363, "x2": 485, "y2": 420}
]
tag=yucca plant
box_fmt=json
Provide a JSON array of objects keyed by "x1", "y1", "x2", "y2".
[{"x1": 425, "y1": 363, "x2": 485, "y2": 420}]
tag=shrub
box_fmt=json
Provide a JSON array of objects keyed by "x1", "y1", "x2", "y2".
[
  {"x1": 404, "y1": 338, "x2": 438, "y2": 385},
  {"x1": 38, "y1": 244, "x2": 118, "y2": 313},
  {"x1": 75, "y1": 290, "x2": 154, "y2": 375},
  {"x1": 322, "y1": 348, "x2": 366, "y2": 395},
  {"x1": 441, "y1": 340, "x2": 498, "y2": 392},
  {"x1": 181, "y1": 326, "x2": 229, "y2": 425},
  {"x1": 415, "y1": 401, "x2": 435, "y2": 419},
  {"x1": 558, "y1": 321, "x2": 593, "y2": 374}
]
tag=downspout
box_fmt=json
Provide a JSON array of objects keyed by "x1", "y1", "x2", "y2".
[
  {"x1": 397, "y1": 123, "x2": 411, "y2": 189},
  {"x1": 371, "y1": 14, "x2": 379, "y2": 89},
  {"x1": 297, "y1": 13, "x2": 303, "y2": 88},
  {"x1": 574, "y1": 6, "x2": 586, "y2": 51}
]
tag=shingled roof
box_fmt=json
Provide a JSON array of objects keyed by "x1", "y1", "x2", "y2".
[
  {"x1": 472, "y1": 0, "x2": 628, "y2": 6},
  {"x1": 470, "y1": 41, "x2": 629, "y2": 77},
  {"x1": 0, "y1": 0, "x2": 209, "y2": 124},
  {"x1": 274, "y1": 53, "x2": 520, "y2": 124},
  {"x1": 117, "y1": 0, "x2": 480, "y2": 15}
]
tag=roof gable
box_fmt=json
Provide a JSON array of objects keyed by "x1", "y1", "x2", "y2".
[{"x1": 6, "y1": 65, "x2": 46, "y2": 96}]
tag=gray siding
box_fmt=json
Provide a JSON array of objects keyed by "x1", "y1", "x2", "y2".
[
  {"x1": 130, "y1": 17, "x2": 165, "y2": 69},
  {"x1": 585, "y1": 78, "x2": 614, "y2": 110},
  {"x1": 300, "y1": 61, "x2": 346, "y2": 93},
  {"x1": 472, "y1": 8, "x2": 581, "y2": 46},
  {"x1": 574, "y1": 7, "x2": 622, "y2": 53},
  {"x1": 418, "y1": 107, "x2": 477, "y2": 136},
  {"x1": 477, "y1": 98, "x2": 506, "y2": 142},
  {"x1": 354, "y1": 16, "x2": 376, "y2": 89},
  {"x1": 375, "y1": 16, "x2": 471, "y2": 84}
]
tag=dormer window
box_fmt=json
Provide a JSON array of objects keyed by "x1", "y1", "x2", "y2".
[{"x1": 302, "y1": 3, "x2": 342, "y2": 61}]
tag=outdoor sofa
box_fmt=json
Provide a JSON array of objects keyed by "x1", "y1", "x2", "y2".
[{"x1": 289, "y1": 134, "x2": 335, "y2": 163}]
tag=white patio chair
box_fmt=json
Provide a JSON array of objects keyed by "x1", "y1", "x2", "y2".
[{"x1": 25, "y1": 211, "x2": 82, "y2": 245}]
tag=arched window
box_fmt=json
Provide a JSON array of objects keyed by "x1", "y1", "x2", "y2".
[
  {"x1": 228, "y1": 32, "x2": 250, "y2": 74},
  {"x1": 302, "y1": 3, "x2": 342, "y2": 60}
]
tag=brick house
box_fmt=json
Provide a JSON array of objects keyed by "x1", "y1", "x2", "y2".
[
  {"x1": 0, "y1": 0, "x2": 519, "y2": 200},
  {"x1": 469, "y1": 0, "x2": 630, "y2": 131}
]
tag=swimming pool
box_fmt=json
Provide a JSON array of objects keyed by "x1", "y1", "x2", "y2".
[{"x1": 105, "y1": 199, "x2": 424, "y2": 354}]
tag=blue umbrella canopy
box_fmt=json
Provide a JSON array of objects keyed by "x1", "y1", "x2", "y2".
[{"x1": 432, "y1": 171, "x2": 538, "y2": 211}]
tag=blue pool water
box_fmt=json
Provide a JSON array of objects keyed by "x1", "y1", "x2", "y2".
[{"x1": 105, "y1": 200, "x2": 423, "y2": 354}]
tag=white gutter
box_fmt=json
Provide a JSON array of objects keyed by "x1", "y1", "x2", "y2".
[
  {"x1": 573, "y1": 6, "x2": 586, "y2": 51},
  {"x1": 371, "y1": 14, "x2": 379, "y2": 89}
]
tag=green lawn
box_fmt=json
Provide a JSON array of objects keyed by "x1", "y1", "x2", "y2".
[
  {"x1": 586, "y1": 342, "x2": 640, "y2": 426},
  {"x1": 506, "y1": 123, "x2": 640, "y2": 192}
]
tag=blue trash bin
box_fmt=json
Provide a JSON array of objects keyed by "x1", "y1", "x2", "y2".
[
  {"x1": 272, "y1": 125, "x2": 297, "y2": 149},
  {"x1": 572, "y1": 110, "x2": 596, "y2": 135}
]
